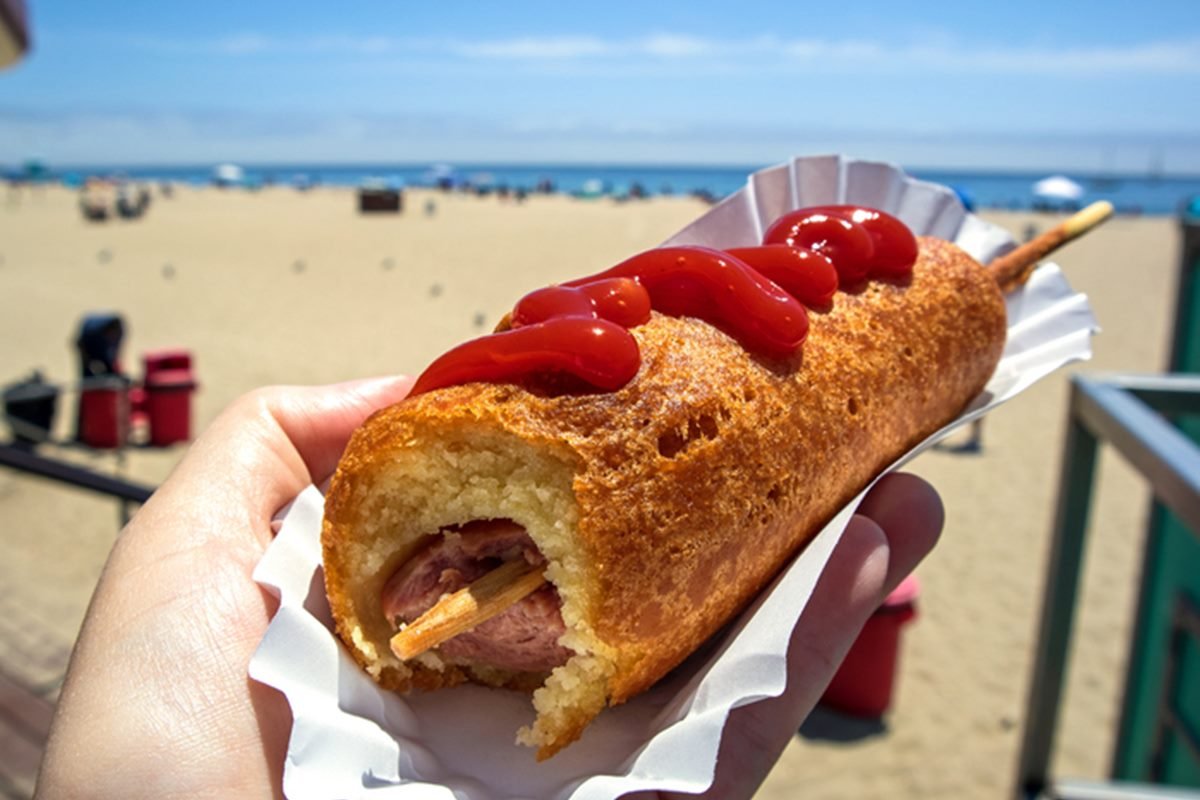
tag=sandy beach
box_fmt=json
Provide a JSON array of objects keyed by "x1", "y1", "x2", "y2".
[{"x1": 0, "y1": 184, "x2": 1181, "y2": 798}]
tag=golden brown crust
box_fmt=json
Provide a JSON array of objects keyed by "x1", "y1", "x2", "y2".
[{"x1": 322, "y1": 236, "x2": 1007, "y2": 753}]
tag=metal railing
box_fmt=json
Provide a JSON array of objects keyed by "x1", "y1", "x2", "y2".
[
  {"x1": 1015, "y1": 373, "x2": 1200, "y2": 800},
  {"x1": 0, "y1": 443, "x2": 154, "y2": 503},
  {"x1": 0, "y1": 441, "x2": 155, "y2": 527}
]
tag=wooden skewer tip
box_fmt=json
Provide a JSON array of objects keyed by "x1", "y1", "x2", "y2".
[
  {"x1": 987, "y1": 199, "x2": 1114, "y2": 291},
  {"x1": 1062, "y1": 200, "x2": 1114, "y2": 239},
  {"x1": 389, "y1": 560, "x2": 547, "y2": 661}
]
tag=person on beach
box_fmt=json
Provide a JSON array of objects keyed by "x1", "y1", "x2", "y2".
[
  {"x1": 962, "y1": 417, "x2": 984, "y2": 452},
  {"x1": 34, "y1": 379, "x2": 943, "y2": 799}
]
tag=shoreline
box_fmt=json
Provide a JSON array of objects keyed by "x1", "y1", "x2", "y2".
[{"x1": 11, "y1": 165, "x2": 1198, "y2": 217}]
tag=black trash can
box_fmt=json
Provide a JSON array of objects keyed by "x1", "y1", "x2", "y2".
[{"x1": 3, "y1": 372, "x2": 59, "y2": 446}]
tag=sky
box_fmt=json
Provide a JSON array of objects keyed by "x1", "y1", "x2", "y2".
[{"x1": 2, "y1": 1, "x2": 1200, "y2": 173}]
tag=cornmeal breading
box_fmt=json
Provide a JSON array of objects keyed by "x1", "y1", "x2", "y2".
[{"x1": 322, "y1": 237, "x2": 1007, "y2": 758}]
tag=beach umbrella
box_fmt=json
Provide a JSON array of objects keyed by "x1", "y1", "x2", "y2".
[
  {"x1": 423, "y1": 163, "x2": 460, "y2": 189},
  {"x1": 22, "y1": 158, "x2": 47, "y2": 179},
  {"x1": 1033, "y1": 175, "x2": 1084, "y2": 202},
  {"x1": 950, "y1": 185, "x2": 976, "y2": 212}
]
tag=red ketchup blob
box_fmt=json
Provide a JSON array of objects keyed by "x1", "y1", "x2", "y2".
[
  {"x1": 410, "y1": 317, "x2": 641, "y2": 395},
  {"x1": 566, "y1": 246, "x2": 808, "y2": 359},
  {"x1": 725, "y1": 245, "x2": 839, "y2": 309},
  {"x1": 513, "y1": 277, "x2": 651, "y2": 329},
  {"x1": 805, "y1": 205, "x2": 918, "y2": 279},
  {"x1": 763, "y1": 213, "x2": 875, "y2": 284},
  {"x1": 763, "y1": 206, "x2": 917, "y2": 282},
  {"x1": 413, "y1": 278, "x2": 651, "y2": 394}
]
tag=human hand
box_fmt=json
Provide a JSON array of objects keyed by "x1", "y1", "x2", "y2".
[
  {"x1": 36, "y1": 378, "x2": 941, "y2": 800},
  {"x1": 36, "y1": 377, "x2": 415, "y2": 799}
]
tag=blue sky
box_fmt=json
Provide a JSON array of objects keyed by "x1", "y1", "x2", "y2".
[{"x1": 2, "y1": 1, "x2": 1200, "y2": 172}]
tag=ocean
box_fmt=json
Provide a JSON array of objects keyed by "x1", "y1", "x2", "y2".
[{"x1": 53, "y1": 162, "x2": 1200, "y2": 217}]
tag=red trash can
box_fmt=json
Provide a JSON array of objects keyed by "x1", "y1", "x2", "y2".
[
  {"x1": 134, "y1": 349, "x2": 193, "y2": 428},
  {"x1": 820, "y1": 575, "x2": 919, "y2": 717},
  {"x1": 145, "y1": 369, "x2": 197, "y2": 446},
  {"x1": 78, "y1": 375, "x2": 130, "y2": 449}
]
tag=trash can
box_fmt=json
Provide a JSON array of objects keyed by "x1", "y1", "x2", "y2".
[
  {"x1": 78, "y1": 374, "x2": 130, "y2": 449},
  {"x1": 135, "y1": 349, "x2": 193, "y2": 429},
  {"x1": 820, "y1": 575, "x2": 919, "y2": 717},
  {"x1": 3, "y1": 373, "x2": 59, "y2": 446},
  {"x1": 145, "y1": 369, "x2": 197, "y2": 446}
]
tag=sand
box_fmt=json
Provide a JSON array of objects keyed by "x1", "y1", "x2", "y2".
[{"x1": 0, "y1": 184, "x2": 1182, "y2": 798}]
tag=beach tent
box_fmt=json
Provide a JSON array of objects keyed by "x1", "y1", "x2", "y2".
[
  {"x1": 1033, "y1": 175, "x2": 1085, "y2": 202},
  {"x1": 425, "y1": 163, "x2": 455, "y2": 179}
]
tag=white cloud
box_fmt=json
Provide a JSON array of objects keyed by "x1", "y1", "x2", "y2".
[
  {"x1": 526, "y1": 33, "x2": 1197, "y2": 78},
  {"x1": 886, "y1": 38, "x2": 1200, "y2": 75},
  {"x1": 450, "y1": 35, "x2": 612, "y2": 59},
  {"x1": 638, "y1": 34, "x2": 715, "y2": 58},
  {"x1": 782, "y1": 38, "x2": 886, "y2": 61}
]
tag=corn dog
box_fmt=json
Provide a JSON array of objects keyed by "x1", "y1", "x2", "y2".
[{"x1": 322, "y1": 202, "x2": 1109, "y2": 758}]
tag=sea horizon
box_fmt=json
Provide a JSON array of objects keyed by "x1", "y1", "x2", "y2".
[
  {"x1": 40, "y1": 158, "x2": 1200, "y2": 180},
  {"x1": 18, "y1": 159, "x2": 1200, "y2": 216}
]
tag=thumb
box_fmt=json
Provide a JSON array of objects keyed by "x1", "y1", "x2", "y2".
[{"x1": 136, "y1": 376, "x2": 414, "y2": 550}]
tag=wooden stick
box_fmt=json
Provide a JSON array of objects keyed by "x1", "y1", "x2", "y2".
[
  {"x1": 987, "y1": 201, "x2": 1113, "y2": 292},
  {"x1": 390, "y1": 560, "x2": 547, "y2": 661}
]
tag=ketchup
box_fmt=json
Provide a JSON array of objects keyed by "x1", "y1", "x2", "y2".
[
  {"x1": 725, "y1": 245, "x2": 838, "y2": 309},
  {"x1": 764, "y1": 205, "x2": 918, "y2": 282},
  {"x1": 565, "y1": 247, "x2": 808, "y2": 359},
  {"x1": 410, "y1": 318, "x2": 641, "y2": 395},
  {"x1": 411, "y1": 205, "x2": 916, "y2": 395},
  {"x1": 512, "y1": 278, "x2": 650, "y2": 329}
]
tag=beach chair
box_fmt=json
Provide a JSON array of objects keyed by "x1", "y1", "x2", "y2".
[{"x1": 79, "y1": 197, "x2": 109, "y2": 222}]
